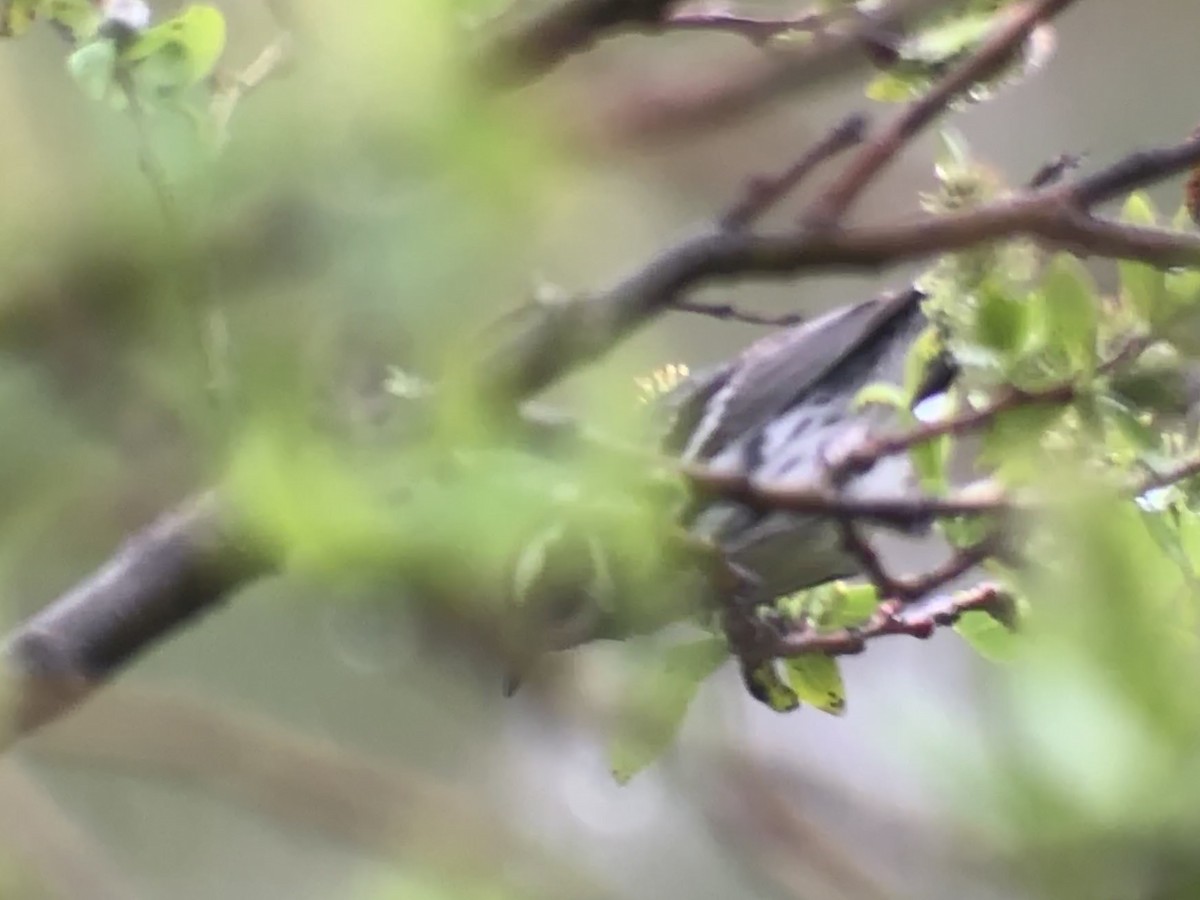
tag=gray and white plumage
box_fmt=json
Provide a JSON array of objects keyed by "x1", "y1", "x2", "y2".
[
  {"x1": 669, "y1": 287, "x2": 943, "y2": 604},
  {"x1": 503, "y1": 286, "x2": 952, "y2": 687}
]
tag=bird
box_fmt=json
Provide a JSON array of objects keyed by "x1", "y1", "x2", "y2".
[{"x1": 501, "y1": 285, "x2": 955, "y2": 698}]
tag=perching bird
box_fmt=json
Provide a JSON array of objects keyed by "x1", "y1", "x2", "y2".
[{"x1": 502, "y1": 285, "x2": 954, "y2": 695}]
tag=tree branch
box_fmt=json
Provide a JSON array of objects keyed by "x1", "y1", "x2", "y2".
[
  {"x1": 804, "y1": 0, "x2": 1078, "y2": 226},
  {"x1": 478, "y1": 0, "x2": 685, "y2": 85},
  {"x1": 765, "y1": 582, "x2": 1015, "y2": 657},
  {"x1": 480, "y1": 130, "x2": 1200, "y2": 400}
]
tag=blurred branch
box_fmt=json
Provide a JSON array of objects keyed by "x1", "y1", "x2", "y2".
[
  {"x1": 24, "y1": 686, "x2": 609, "y2": 899},
  {"x1": 479, "y1": 0, "x2": 685, "y2": 85},
  {"x1": 211, "y1": 34, "x2": 295, "y2": 147},
  {"x1": 2, "y1": 494, "x2": 273, "y2": 742},
  {"x1": 607, "y1": 0, "x2": 965, "y2": 140}
]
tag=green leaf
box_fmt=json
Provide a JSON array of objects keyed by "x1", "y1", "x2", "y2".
[
  {"x1": 608, "y1": 637, "x2": 728, "y2": 784},
  {"x1": 1040, "y1": 253, "x2": 1098, "y2": 372},
  {"x1": 865, "y1": 71, "x2": 919, "y2": 103},
  {"x1": 955, "y1": 608, "x2": 1019, "y2": 661},
  {"x1": 748, "y1": 660, "x2": 800, "y2": 713},
  {"x1": 1118, "y1": 192, "x2": 1169, "y2": 324},
  {"x1": 902, "y1": 11, "x2": 994, "y2": 63},
  {"x1": 66, "y1": 39, "x2": 119, "y2": 103},
  {"x1": 45, "y1": 0, "x2": 100, "y2": 37},
  {"x1": 975, "y1": 282, "x2": 1029, "y2": 358},
  {"x1": 820, "y1": 582, "x2": 881, "y2": 628},
  {"x1": 853, "y1": 381, "x2": 908, "y2": 411},
  {"x1": 1159, "y1": 269, "x2": 1200, "y2": 357},
  {"x1": 903, "y1": 324, "x2": 945, "y2": 400},
  {"x1": 909, "y1": 433, "x2": 951, "y2": 492},
  {"x1": 0, "y1": 0, "x2": 39, "y2": 36},
  {"x1": 124, "y1": 3, "x2": 226, "y2": 89},
  {"x1": 784, "y1": 654, "x2": 847, "y2": 715}
]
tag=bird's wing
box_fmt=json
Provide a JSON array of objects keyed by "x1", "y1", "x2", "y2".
[{"x1": 681, "y1": 288, "x2": 924, "y2": 461}]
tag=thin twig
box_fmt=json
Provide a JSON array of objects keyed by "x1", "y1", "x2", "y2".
[
  {"x1": 605, "y1": 0, "x2": 971, "y2": 141},
  {"x1": 480, "y1": 132, "x2": 1200, "y2": 401},
  {"x1": 669, "y1": 300, "x2": 807, "y2": 326},
  {"x1": 210, "y1": 34, "x2": 294, "y2": 147},
  {"x1": 803, "y1": 0, "x2": 1079, "y2": 226},
  {"x1": 660, "y1": 7, "x2": 825, "y2": 45},
  {"x1": 766, "y1": 581, "x2": 1014, "y2": 656},
  {"x1": 721, "y1": 112, "x2": 869, "y2": 229}
]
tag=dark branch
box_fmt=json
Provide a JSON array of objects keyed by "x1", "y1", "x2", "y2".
[
  {"x1": 478, "y1": 0, "x2": 683, "y2": 86},
  {"x1": 3, "y1": 494, "x2": 273, "y2": 736}
]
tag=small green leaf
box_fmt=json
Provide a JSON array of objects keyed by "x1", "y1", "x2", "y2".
[
  {"x1": 854, "y1": 381, "x2": 908, "y2": 411},
  {"x1": 785, "y1": 654, "x2": 847, "y2": 715},
  {"x1": 909, "y1": 433, "x2": 951, "y2": 492},
  {"x1": 124, "y1": 3, "x2": 226, "y2": 89},
  {"x1": 865, "y1": 71, "x2": 919, "y2": 103},
  {"x1": 608, "y1": 637, "x2": 728, "y2": 784},
  {"x1": 955, "y1": 608, "x2": 1019, "y2": 661},
  {"x1": 1040, "y1": 253, "x2": 1098, "y2": 372},
  {"x1": 66, "y1": 39, "x2": 118, "y2": 102},
  {"x1": 820, "y1": 582, "x2": 880, "y2": 628},
  {"x1": 748, "y1": 660, "x2": 800, "y2": 713},
  {"x1": 1119, "y1": 193, "x2": 1169, "y2": 324},
  {"x1": 0, "y1": 0, "x2": 39, "y2": 36},
  {"x1": 903, "y1": 325, "x2": 944, "y2": 400},
  {"x1": 45, "y1": 0, "x2": 101, "y2": 37},
  {"x1": 975, "y1": 283, "x2": 1029, "y2": 358}
]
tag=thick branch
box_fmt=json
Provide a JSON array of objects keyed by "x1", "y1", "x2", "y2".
[
  {"x1": 2, "y1": 495, "x2": 273, "y2": 738},
  {"x1": 481, "y1": 132, "x2": 1200, "y2": 399}
]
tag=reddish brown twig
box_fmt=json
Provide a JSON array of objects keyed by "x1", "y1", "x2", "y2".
[{"x1": 766, "y1": 581, "x2": 1014, "y2": 657}]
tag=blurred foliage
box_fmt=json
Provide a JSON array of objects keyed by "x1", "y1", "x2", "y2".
[{"x1": 3, "y1": 0, "x2": 1200, "y2": 898}]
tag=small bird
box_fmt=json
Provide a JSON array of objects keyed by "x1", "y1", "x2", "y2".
[{"x1": 502, "y1": 286, "x2": 954, "y2": 696}]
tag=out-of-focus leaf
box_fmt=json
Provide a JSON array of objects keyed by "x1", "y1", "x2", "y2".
[
  {"x1": 609, "y1": 637, "x2": 728, "y2": 784},
  {"x1": 903, "y1": 324, "x2": 945, "y2": 400},
  {"x1": 976, "y1": 282, "x2": 1030, "y2": 358},
  {"x1": 1040, "y1": 253, "x2": 1098, "y2": 372},
  {"x1": 748, "y1": 660, "x2": 800, "y2": 713},
  {"x1": 124, "y1": 3, "x2": 226, "y2": 90},
  {"x1": 956, "y1": 608, "x2": 1019, "y2": 661},
  {"x1": 45, "y1": 0, "x2": 99, "y2": 36},
  {"x1": 865, "y1": 71, "x2": 918, "y2": 102},
  {"x1": 785, "y1": 654, "x2": 847, "y2": 715},
  {"x1": 1158, "y1": 269, "x2": 1200, "y2": 358},
  {"x1": 820, "y1": 582, "x2": 881, "y2": 628},
  {"x1": 66, "y1": 39, "x2": 119, "y2": 103},
  {"x1": 910, "y1": 433, "x2": 951, "y2": 492},
  {"x1": 0, "y1": 0, "x2": 39, "y2": 36},
  {"x1": 1119, "y1": 193, "x2": 1169, "y2": 325},
  {"x1": 854, "y1": 381, "x2": 908, "y2": 411}
]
